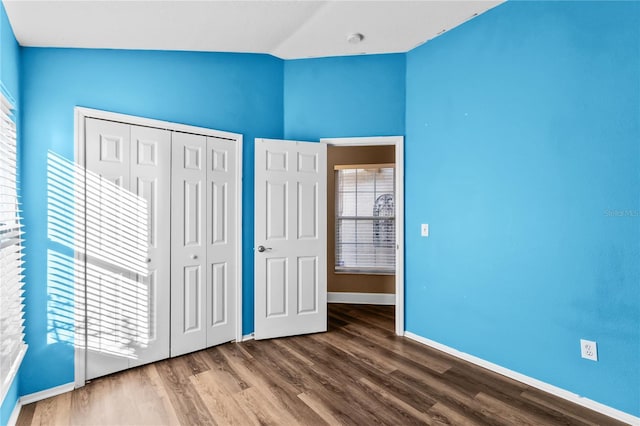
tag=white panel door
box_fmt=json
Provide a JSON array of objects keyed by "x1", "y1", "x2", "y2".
[
  {"x1": 171, "y1": 132, "x2": 207, "y2": 357},
  {"x1": 206, "y1": 137, "x2": 237, "y2": 347},
  {"x1": 85, "y1": 119, "x2": 171, "y2": 379},
  {"x1": 83, "y1": 113, "x2": 240, "y2": 379},
  {"x1": 254, "y1": 139, "x2": 327, "y2": 340},
  {"x1": 128, "y1": 125, "x2": 171, "y2": 368},
  {"x1": 85, "y1": 119, "x2": 133, "y2": 379},
  {"x1": 85, "y1": 118, "x2": 132, "y2": 379}
]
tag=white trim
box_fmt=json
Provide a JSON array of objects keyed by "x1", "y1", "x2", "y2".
[
  {"x1": 8, "y1": 383, "x2": 72, "y2": 426},
  {"x1": 322, "y1": 136, "x2": 400, "y2": 146},
  {"x1": 321, "y1": 136, "x2": 405, "y2": 336},
  {"x1": 241, "y1": 333, "x2": 255, "y2": 342},
  {"x1": 328, "y1": 292, "x2": 395, "y2": 305},
  {"x1": 18, "y1": 382, "x2": 75, "y2": 406},
  {"x1": 404, "y1": 332, "x2": 640, "y2": 426},
  {"x1": 73, "y1": 107, "x2": 244, "y2": 387},
  {"x1": 7, "y1": 399, "x2": 21, "y2": 426},
  {"x1": 75, "y1": 107, "x2": 241, "y2": 140},
  {"x1": 74, "y1": 108, "x2": 87, "y2": 389},
  {"x1": 394, "y1": 138, "x2": 405, "y2": 336},
  {"x1": 235, "y1": 136, "x2": 244, "y2": 344}
]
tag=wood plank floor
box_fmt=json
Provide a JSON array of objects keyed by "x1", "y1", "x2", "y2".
[{"x1": 17, "y1": 304, "x2": 626, "y2": 426}]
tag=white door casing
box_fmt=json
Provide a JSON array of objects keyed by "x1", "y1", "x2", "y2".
[
  {"x1": 321, "y1": 136, "x2": 404, "y2": 336},
  {"x1": 84, "y1": 119, "x2": 171, "y2": 379},
  {"x1": 254, "y1": 139, "x2": 327, "y2": 340}
]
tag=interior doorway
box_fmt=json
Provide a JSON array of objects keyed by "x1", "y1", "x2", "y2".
[{"x1": 322, "y1": 136, "x2": 404, "y2": 335}]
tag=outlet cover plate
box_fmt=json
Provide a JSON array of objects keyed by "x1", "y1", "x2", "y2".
[{"x1": 580, "y1": 339, "x2": 598, "y2": 361}]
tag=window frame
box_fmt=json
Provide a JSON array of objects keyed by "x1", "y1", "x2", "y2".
[{"x1": 334, "y1": 164, "x2": 396, "y2": 275}]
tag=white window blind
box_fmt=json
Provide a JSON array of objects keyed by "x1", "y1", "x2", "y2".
[
  {"x1": 335, "y1": 165, "x2": 395, "y2": 274},
  {"x1": 0, "y1": 92, "x2": 26, "y2": 402}
]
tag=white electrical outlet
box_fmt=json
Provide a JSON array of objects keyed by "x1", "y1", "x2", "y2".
[
  {"x1": 421, "y1": 224, "x2": 429, "y2": 237},
  {"x1": 580, "y1": 339, "x2": 598, "y2": 361}
]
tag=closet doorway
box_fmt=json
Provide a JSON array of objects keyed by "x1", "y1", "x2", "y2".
[{"x1": 73, "y1": 108, "x2": 243, "y2": 386}]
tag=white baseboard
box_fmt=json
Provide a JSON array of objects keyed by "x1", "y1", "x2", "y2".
[
  {"x1": 404, "y1": 332, "x2": 639, "y2": 425},
  {"x1": 7, "y1": 382, "x2": 75, "y2": 425},
  {"x1": 328, "y1": 292, "x2": 395, "y2": 305},
  {"x1": 7, "y1": 399, "x2": 22, "y2": 426},
  {"x1": 19, "y1": 382, "x2": 74, "y2": 406},
  {"x1": 241, "y1": 333, "x2": 255, "y2": 342}
]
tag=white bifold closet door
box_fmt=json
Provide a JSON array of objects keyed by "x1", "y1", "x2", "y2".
[
  {"x1": 171, "y1": 132, "x2": 237, "y2": 357},
  {"x1": 85, "y1": 118, "x2": 170, "y2": 380}
]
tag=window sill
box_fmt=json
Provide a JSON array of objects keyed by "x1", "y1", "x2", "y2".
[{"x1": 334, "y1": 268, "x2": 395, "y2": 276}]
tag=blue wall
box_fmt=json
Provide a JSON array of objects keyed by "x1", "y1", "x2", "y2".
[
  {"x1": 6, "y1": 0, "x2": 639, "y2": 420},
  {"x1": 19, "y1": 48, "x2": 283, "y2": 395},
  {"x1": 405, "y1": 1, "x2": 639, "y2": 416},
  {"x1": 17, "y1": 49, "x2": 406, "y2": 400},
  {"x1": 0, "y1": 2, "x2": 20, "y2": 424},
  {"x1": 284, "y1": 54, "x2": 405, "y2": 140},
  {"x1": 0, "y1": 1, "x2": 18, "y2": 100}
]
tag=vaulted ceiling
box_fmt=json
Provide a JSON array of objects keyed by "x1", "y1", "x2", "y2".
[{"x1": 3, "y1": 1, "x2": 503, "y2": 59}]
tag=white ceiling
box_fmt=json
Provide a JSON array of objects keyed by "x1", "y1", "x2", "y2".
[{"x1": 3, "y1": 1, "x2": 503, "y2": 60}]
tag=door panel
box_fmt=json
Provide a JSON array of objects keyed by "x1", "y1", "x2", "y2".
[
  {"x1": 85, "y1": 118, "x2": 131, "y2": 379},
  {"x1": 171, "y1": 132, "x2": 207, "y2": 357},
  {"x1": 85, "y1": 119, "x2": 171, "y2": 378},
  {"x1": 266, "y1": 181, "x2": 287, "y2": 240},
  {"x1": 266, "y1": 257, "x2": 288, "y2": 317},
  {"x1": 184, "y1": 181, "x2": 203, "y2": 246},
  {"x1": 128, "y1": 125, "x2": 170, "y2": 368},
  {"x1": 206, "y1": 137, "x2": 236, "y2": 347},
  {"x1": 298, "y1": 182, "x2": 317, "y2": 239},
  {"x1": 183, "y1": 266, "x2": 202, "y2": 331},
  {"x1": 297, "y1": 256, "x2": 318, "y2": 314},
  {"x1": 211, "y1": 262, "x2": 227, "y2": 325},
  {"x1": 255, "y1": 139, "x2": 327, "y2": 340}
]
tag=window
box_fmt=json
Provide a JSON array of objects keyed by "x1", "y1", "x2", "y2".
[
  {"x1": 335, "y1": 164, "x2": 395, "y2": 274},
  {"x1": 0, "y1": 92, "x2": 26, "y2": 402}
]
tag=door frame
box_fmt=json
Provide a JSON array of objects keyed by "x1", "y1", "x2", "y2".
[
  {"x1": 321, "y1": 136, "x2": 404, "y2": 336},
  {"x1": 73, "y1": 107, "x2": 243, "y2": 387}
]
